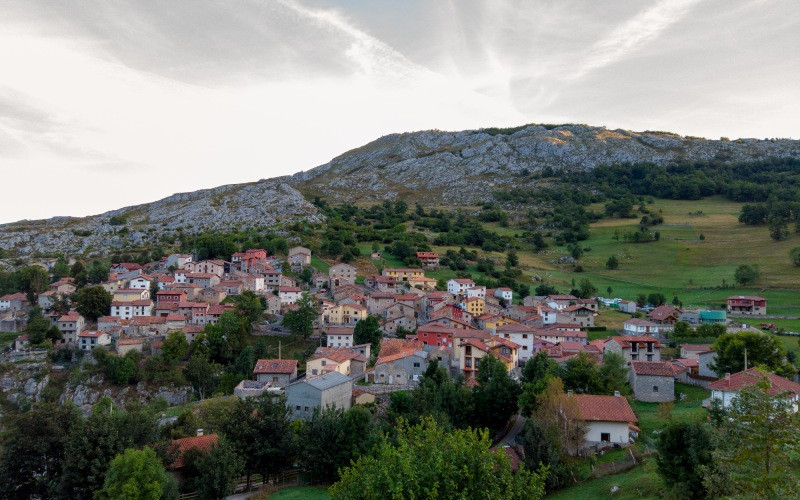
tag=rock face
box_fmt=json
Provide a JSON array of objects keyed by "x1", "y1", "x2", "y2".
[
  {"x1": 2, "y1": 123, "x2": 799, "y2": 256},
  {"x1": 58, "y1": 376, "x2": 192, "y2": 415},
  {"x1": 0, "y1": 180, "x2": 322, "y2": 256},
  {"x1": 291, "y1": 124, "x2": 800, "y2": 204}
]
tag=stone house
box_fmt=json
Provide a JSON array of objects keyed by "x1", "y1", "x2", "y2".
[
  {"x1": 416, "y1": 251, "x2": 439, "y2": 269},
  {"x1": 623, "y1": 318, "x2": 662, "y2": 336},
  {"x1": 307, "y1": 348, "x2": 367, "y2": 378},
  {"x1": 708, "y1": 368, "x2": 800, "y2": 410},
  {"x1": 253, "y1": 359, "x2": 299, "y2": 388},
  {"x1": 0, "y1": 293, "x2": 29, "y2": 312},
  {"x1": 329, "y1": 263, "x2": 357, "y2": 287},
  {"x1": 630, "y1": 361, "x2": 675, "y2": 402},
  {"x1": 325, "y1": 327, "x2": 355, "y2": 348},
  {"x1": 116, "y1": 338, "x2": 144, "y2": 356},
  {"x1": 56, "y1": 311, "x2": 85, "y2": 345},
  {"x1": 726, "y1": 295, "x2": 767, "y2": 315},
  {"x1": 562, "y1": 305, "x2": 597, "y2": 328},
  {"x1": 288, "y1": 246, "x2": 312, "y2": 269},
  {"x1": 447, "y1": 278, "x2": 475, "y2": 296},
  {"x1": 603, "y1": 336, "x2": 663, "y2": 363},
  {"x1": 78, "y1": 330, "x2": 112, "y2": 351},
  {"x1": 278, "y1": 286, "x2": 303, "y2": 305},
  {"x1": 372, "y1": 348, "x2": 428, "y2": 385},
  {"x1": 285, "y1": 372, "x2": 353, "y2": 420}
]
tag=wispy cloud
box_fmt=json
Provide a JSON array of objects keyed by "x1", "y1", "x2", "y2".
[{"x1": 568, "y1": 0, "x2": 701, "y2": 80}]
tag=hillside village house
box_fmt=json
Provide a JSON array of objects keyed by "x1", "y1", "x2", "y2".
[
  {"x1": 113, "y1": 288, "x2": 150, "y2": 302},
  {"x1": 328, "y1": 263, "x2": 357, "y2": 287},
  {"x1": 322, "y1": 303, "x2": 367, "y2": 327},
  {"x1": 455, "y1": 335, "x2": 520, "y2": 377},
  {"x1": 308, "y1": 348, "x2": 367, "y2": 377},
  {"x1": 382, "y1": 268, "x2": 424, "y2": 283},
  {"x1": 617, "y1": 300, "x2": 637, "y2": 314},
  {"x1": 285, "y1": 371, "x2": 353, "y2": 420},
  {"x1": 408, "y1": 275, "x2": 438, "y2": 290},
  {"x1": 253, "y1": 359, "x2": 298, "y2": 387},
  {"x1": 231, "y1": 249, "x2": 267, "y2": 272},
  {"x1": 495, "y1": 323, "x2": 539, "y2": 362},
  {"x1": 562, "y1": 305, "x2": 597, "y2": 328},
  {"x1": 325, "y1": 327, "x2": 355, "y2": 348},
  {"x1": 49, "y1": 278, "x2": 77, "y2": 294},
  {"x1": 127, "y1": 275, "x2": 153, "y2": 290},
  {"x1": 466, "y1": 286, "x2": 486, "y2": 300},
  {"x1": 623, "y1": 318, "x2": 662, "y2": 336},
  {"x1": 494, "y1": 287, "x2": 513, "y2": 303},
  {"x1": 629, "y1": 361, "x2": 675, "y2": 402},
  {"x1": 278, "y1": 286, "x2": 303, "y2": 305},
  {"x1": 416, "y1": 251, "x2": 439, "y2": 269},
  {"x1": 604, "y1": 336, "x2": 663, "y2": 363},
  {"x1": 572, "y1": 394, "x2": 638, "y2": 452},
  {"x1": 156, "y1": 290, "x2": 187, "y2": 304},
  {"x1": 184, "y1": 259, "x2": 226, "y2": 276},
  {"x1": 110, "y1": 262, "x2": 142, "y2": 275},
  {"x1": 111, "y1": 300, "x2": 153, "y2": 319},
  {"x1": 546, "y1": 295, "x2": 579, "y2": 310},
  {"x1": 447, "y1": 278, "x2": 475, "y2": 296},
  {"x1": 287, "y1": 246, "x2": 311, "y2": 269},
  {"x1": 463, "y1": 296, "x2": 485, "y2": 316},
  {"x1": 680, "y1": 344, "x2": 714, "y2": 359},
  {"x1": 726, "y1": 295, "x2": 767, "y2": 315},
  {"x1": 0, "y1": 293, "x2": 29, "y2": 312},
  {"x1": 647, "y1": 305, "x2": 680, "y2": 325},
  {"x1": 707, "y1": 368, "x2": 800, "y2": 410},
  {"x1": 372, "y1": 343, "x2": 428, "y2": 385},
  {"x1": 165, "y1": 254, "x2": 193, "y2": 269},
  {"x1": 57, "y1": 311, "x2": 85, "y2": 344},
  {"x1": 116, "y1": 338, "x2": 143, "y2": 356},
  {"x1": 78, "y1": 330, "x2": 112, "y2": 351},
  {"x1": 534, "y1": 325, "x2": 588, "y2": 345}
]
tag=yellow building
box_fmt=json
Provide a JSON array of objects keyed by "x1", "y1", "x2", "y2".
[
  {"x1": 463, "y1": 296, "x2": 485, "y2": 317},
  {"x1": 307, "y1": 348, "x2": 366, "y2": 377},
  {"x1": 113, "y1": 288, "x2": 150, "y2": 302},
  {"x1": 455, "y1": 335, "x2": 520, "y2": 378},
  {"x1": 381, "y1": 268, "x2": 425, "y2": 282},
  {"x1": 408, "y1": 276, "x2": 437, "y2": 290},
  {"x1": 322, "y1": 303, "x2": 368, "y2": 327}
]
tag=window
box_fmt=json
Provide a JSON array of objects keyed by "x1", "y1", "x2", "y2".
[
  {"x1": 522, "y1": 334, "x2": 528, "y2": 339},
  {"x1": 272, "y1": 377, "x2": 278, "y2": 383},
  {"x1": 653, "y1": 386, "x2": 659, "y2": 392},
  {"x1": 311, "y1": 369, "x2": 318, "y2": 375},
  {"x1": 646, "y1": 354, "x2": 653, "y2": 361},
  {"x1": 601, "y1": 433, "x2": 611, "y2": 443},
  {"x1": 304, "y1": 407, "x2": 309, "y2": 412},
  {"x1": 413, "y1": 362, "x2": 420, "y2": 368},
  {"x1": 522, "y1": 346, "x2": 528, "y2": 350},
  {"x1": 465, "y1": 358, "x2": 472, "y2": 367},
  {"x1": 295, "y1": 405, "x2": 301, "y2": 410},
  {"x1": 631, "y1": 354, "x2": 638, "y2": 360}
]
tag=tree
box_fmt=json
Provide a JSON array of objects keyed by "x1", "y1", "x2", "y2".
[
  {"x1": 472, "y1": 355, "x2": 521, "y2": 431},
  {"x1": 534, "y1": 283, "x2": 558, "y2": 296},
  {"x1": 51, "y1": 293, "x2": 72, "y2": 316},
  {"x1": 231, "y1": 290, "x2": 264, "y2": 327},
  {"x1": 672, "y1": 321, "x2": 691, "y2": 337},
  {"x1": 0, "y1": 402, "x2": 80, "y2": 498},
  {"x1": 791, "y1": 246, "x2": 800, "y2": 267},
  {"x1": 60, "y1": 402, "x2": 159, "y2": 499},
  {"x1": 575, "y1": 279, "x2": 596, "y2": 299},
  {"x1": 98, "y1": 448, "x2": 171, "y2": 500},
  {"x1": 506, "y1": 248, "x2": 519, "y2": 268},
  {"x1": 533, "y1": 378, "x2": 586, "y2": 456},
  {"x1": 191, "y1": 441, "x2": 243, "y2": 500},
  {"x1": 605, "y1": 255, "x2": 619, "y2": 270},
  {"x1": 710, "y1": 331, "x2": 790, "y2": 377},
  {"x1": 520, "y1": 418, "x2": 570, "y2": 492},
  {"x1": 560, "y1": 353, "x2": 603, "y2": 394},
  {"x1": 13, "y1": 266, "x2": 49, "y2": 302},
  {"x1": 221, "y1": 395, "x2": 295, "y2": 488},
  {"x1": 205, "y1": 311, "x2": 248, "y2": 363},
  {"x1": 519, "y1": 353, "x2": 558, "y2": 415},
  {"x1": 299, "y1": 406, "x2": 376, "y2": 483},
  {"x1": 46, "y1": 324, "x2": 63, "y2": 343},
  {"x1": 769, "y1": 218, "x2": 789, "y2": 241},
  {"x1": 232, "y1": 345, "x2": 255, "y2": 377},
  {"x1": 74, "y1": 286, "x2": 112, "y2": 321},
  {"x1": 162, "y1": 331, "x2": 189, "y2": 363},
  {"x1": 647, "y1": 293, "x2": 666, "y2": 306},
  {"x1": 656, "y1": 421, "x2": 714, "y2": 497},
  {"x1": 671, "y1": 295, "x2": 681, "y2": 307},
  {"x1": 26, "y1": 306, "x2": 51, "y2": 344},
  {"x1": 703, "y1": 378, "x2": 800, "y2": 497},
  {"x1": 186, "y1": 354, "x2": 221, "y2": 399},
  {"x1": 330, "y1": 418, "x2": 546, "y2": 499},
  {"x1": 635, "y1": 293, "x2": 647, "y2": 307},
  {"x1": 734, "y1": 264, "x2": 760, "y2": 285},
  {"x1": 88, "y1": 261, "x2": 110, "y2": 284},
  {"x1": 282, "y1": 294, "x2": 316, "y2": 340},
  {"x1": 353, "y1": 316, "x2": 381, "y2": 353},
  {"x1": 598, "y1": 352, "x2": 628, "y2": 395}
]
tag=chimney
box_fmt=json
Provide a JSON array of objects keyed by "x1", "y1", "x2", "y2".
[
  {"x1": 724, "y1": 373, "x2": 730, "y2": 387},
  {"x1": 567, "y1": 390, "x2": 573, "y2": 397},
  {"x1": 196, "y1": 428, "x2": 204, "y2": 437},
  {"x1": 614, "y1": 390, "x2": 621, "y2": 397}
]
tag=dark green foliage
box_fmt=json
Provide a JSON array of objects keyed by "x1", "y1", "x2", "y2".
[
  {"x1": 520, "y1": 418, "x2": 571, "y2": 492},
  {"x1": 98, "y1": 447, "x2": 171, "y2": 500},
  {"x1": 74, "y1": 286, "x2": 112, "y2": 321},
  {"x1": 472, "y1": 355, "x2": 520, "y2": 431},
  {"x1": 606, "y1": 255, "x2": 619, "y2": 269},
  {"x1": 710, "y1": 332, "x2": 792, "y2": 377},
  {"x1": 187, "y1": 440, "x2": 243, "y2": 499},
  {"x1": 656, "y1": 421, "x2": 714, "y2": 497},
  {"x1": 0, "y1": 403, "x2": 81, "y2": 498},
  {"x1": 353, "y1": 316, "x2": 381, "y2": 353},
  {"x1": 791, "y1": 246, "x2": 800, "y2": 266},
  {"x1": 734, "y1": 264, "x2": 760, "y2": 285},
  {"x1": 559, "y1": 353, "x2": 603, "y2": 394},
  {"x1": 282, "y1": 294, "x2": 316, "y2": 340},
  {"x1": 26, "y1": 306, "x2": 50, "y2": 344},
  {"x1": 298, "y1": 406, "x2": 376, "y2": 483}
]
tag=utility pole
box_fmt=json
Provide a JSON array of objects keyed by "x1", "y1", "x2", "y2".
[
  {"x1": 279, "y1": 340, "x2": 282, "y2": 360},
  {"x1": 744, "y1": 347, "x2": 748, "y2": 370}
]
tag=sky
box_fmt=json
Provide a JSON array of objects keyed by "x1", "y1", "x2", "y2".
[{"x1": 1, "y1": 0, "x2": 798, "y2": 223}]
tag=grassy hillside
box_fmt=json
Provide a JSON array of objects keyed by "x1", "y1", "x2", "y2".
[{"x1": 517, "y1": 196, "x2": 800, "y2": 313}]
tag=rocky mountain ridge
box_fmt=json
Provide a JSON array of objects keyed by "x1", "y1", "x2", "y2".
[{"x1": 2, "y1": 123, "x2": 799, "y2": 256}]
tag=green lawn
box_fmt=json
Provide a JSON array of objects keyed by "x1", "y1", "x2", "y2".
[
  {"x1": 0, "y1": 332, "x2": 20, "y2": 349},
  {"x1": 547, "y1": 459, "x2": 663, "y2": 500},
  {"x1": 266, "y1": 486, "x2": 330, "y2": 499},
  {"x1": 523, "y1": 197, "x2": 800, "y2": 313},
  {"x1": 310, "y1": 256, "x2": 330, "y2": 273}
]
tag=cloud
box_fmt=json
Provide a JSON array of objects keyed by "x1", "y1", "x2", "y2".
[{"x1": 567, "y1": 0, "x2": 701, "y2": 80}]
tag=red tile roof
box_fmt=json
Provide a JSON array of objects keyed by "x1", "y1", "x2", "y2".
[
  {"x1": 253, "y1": 359, "x2": 298, "y2": 375},
  {"x1": 324, "y1": 327, "x2": 355, "y2": 335},
  {"x1": 312, "y1": 348, "x2": 366, "y2": 364},
  {"x1": 631, "y1": 360, "x2": 675, "y2": 377},
  {"x1": 707, "y1": 368, "x2": 800, "y2": 397},
  {"x1": 168, "y1": 434, "x2": 218, "y2": 469},
  {"x1": 573, "y1": 394, "x2": 637, "y2": 423}
]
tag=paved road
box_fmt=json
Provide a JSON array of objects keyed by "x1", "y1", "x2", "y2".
[{"x1": 492, "y1": 413, "x2": 526, "y2": 449}]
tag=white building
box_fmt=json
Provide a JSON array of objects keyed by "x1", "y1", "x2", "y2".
[
  {"x1": 623, "y1": 318, "x2": 662, "y2": 336},
  {"x1": 78, "y1": 330, "x2": 112, "y2": 351},
  {"x1": 447, "y1": 279, "x2": 475, "y2": 296},
  {"x1": 573, "y1": 393, "x2": 637, "y2": 452},
  {"x1": 111, "y1": 300, "x2": 153, "y2": 319},
  {"x1": 278, "y1": 287, "x2": 303, "y2": 305},
  {"x1": 707, "y1": 369, "x2": 800, "y2": 411},
  {"x1": 325, "y1": 327, "x2": 355, "y2": 348},
  {"x1": 494, "y1": 287, "x2": 513, "y2": 303}
]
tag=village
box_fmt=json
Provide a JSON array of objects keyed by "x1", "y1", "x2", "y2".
[{"x1": 1, "y1": 241, "x2": 798, "y2": 498}]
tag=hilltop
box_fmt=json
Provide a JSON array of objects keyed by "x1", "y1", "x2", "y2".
[{"x1": 1, "y1": 123, "x2": 799, "y2": 256}]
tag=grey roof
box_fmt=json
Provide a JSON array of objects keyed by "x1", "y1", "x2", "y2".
[{"x1": 291, "y1": 372, "x2": 351, "y2": 391}]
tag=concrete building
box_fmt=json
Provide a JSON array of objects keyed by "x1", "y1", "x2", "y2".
[
  {"x1": 707, "y1": 369, "x2": 800, "y2": 410},
  {"x1": 253, "y1": 359, "x2": 298, "y2": 388},
  {"x1": 573, "y1": 394, "x2": 638, "y2": 453},
  {"x1": 285, "y1": 372, "x2": 353, "y2": 420},
  {"x1": 630, "y1": 361, "x2": 675, "y2": 402}
]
